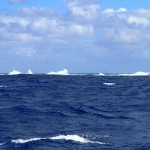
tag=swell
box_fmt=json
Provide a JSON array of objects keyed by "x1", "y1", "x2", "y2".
[{"x1": 70, "y1": 105, "x2": 138, "y2": 121}]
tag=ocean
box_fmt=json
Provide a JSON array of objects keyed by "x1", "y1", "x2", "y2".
[{"x1": 0, "y1": 74, "x2": 150, "y2": 150}]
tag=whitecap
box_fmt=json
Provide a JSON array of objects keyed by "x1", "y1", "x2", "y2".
[
  {"x1": 27, "y1": 69, "x2": 33, "y2": 75},
  {"x1": 0, "y1": 85, "x2": 8, "y2": 88},
  {"x1": 47, "y1": 69, "x2": 69, "y2": 75},
  {"x1": 99, "y1": 73, "x2": 105, "y2": 76},
  {"x1": 103, "y1": 83, "x2": 115, "y2": 86},
  {"x1": 11, "y1": 135, "x2": 105, "y2": 145},
  {"x1": 11, "y1": 137, "x2": 46, "y2": 144},
  {"x1": 0, "y1": 142, "x2": 6, "y2": 146},
  {"x1": 9, "y1": 70, "x2": 22, "y2": 75},
  {"x1": 50, "y1": 135, "x2": 88, "y2": 143},
  {"x1": 50, "y1": 135, "x2": 104, "y2": 144},
  {"x1": 119, "y1": 71, "x2": 150, "y2": 76}
]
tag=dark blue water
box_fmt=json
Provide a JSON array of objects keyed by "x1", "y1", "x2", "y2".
[{"x1": 0, "y1": 75, "x2": 150, "y2": 150}]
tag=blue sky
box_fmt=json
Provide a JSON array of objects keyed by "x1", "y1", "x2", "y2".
[
  {"x1": 2, "y1": 0, "x2": 150, "y2": 10},
  {"x1": 0, "y1": 0, "x2": 150, "y2": 73},
  {"x1": 0, "y1": 0, "x2": 66, "y2": 11},
  {"x1": 102, "y1": 0, "x2": 150, "y2": 9}
]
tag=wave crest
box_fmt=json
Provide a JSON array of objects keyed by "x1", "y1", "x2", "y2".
[
  {"x1": 0, "y1": 142, "x2": 5, "y2": 146},
  {"x1": 99, "y1": 73, "x2": 105, "y2": 76},
  {"x1": 27, "y1": 69, "x2": 33, "y2": 74},
  {"x1": 50, "y1": 135, "x2": 104, "y2": 144},
  {"x1": 47, "y1": 69, "x2": 69, "y2": 75},
  {"x1": 119, "y1": 71, "x2": 150, "y2": 76},
  {"x1": 11, "y1": 138, "x2": 46, "y2": 144},
  {"x1": 9, "y1": 70, "x2": 22, "y2": 75},
  {"x1": 103, "y1": 83, "x2": 115, "y2": 86},
  {"x1": 11, "y1": 134, "x2": 104, "y2": 145}
]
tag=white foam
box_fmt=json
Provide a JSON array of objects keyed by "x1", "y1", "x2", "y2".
[
  {"x1": 47, "y1": 69, "x2": 69, "y2": 75},
  {"x1": 11, "y1": 135, "x2": 104, "y2": 145},
  {"x1": 9, "y1": 70, "x2": 22, "y2": 75},
  {"x1": 50, "y1": 135, "x2": 104, "y2": 144},
  {"x1": 0, "y1": 142, "x2": 5, "y2": 146},
  {"x1": 119, "y1": 71, "x2": 150, "y2": 76},
  {"x1": 27, "y1": 69, "x2": 33, "y2": 74},
  {"x1": 0, "y1": 85, "x2": 8, "y2": 88},
  {"x1": 50, "y1": 135, "x2": 89, "y2": 143},
  {"x1": 99, "y1": 73, "x2": 105, "y2": 76},
  {"x1": 103, "y1": 83, "x2": 115, "y2": 86},
  {"x1": 11, "y1": 138, "x2": 46, "y2": 144}
]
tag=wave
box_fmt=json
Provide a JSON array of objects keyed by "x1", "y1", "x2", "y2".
[
  {"x1": 27, "y1": 69, "x2": 33, "y2": 75},
  {"x1": 47, "y1": 69, "x2": 69, "y2": 75},
  {"x1": 103, "y1": 83, "x2": 115, "y2": 86},
  {"x1": 0, "y1": 85, "x2": 8, "y2": 88},
  {"x1": 99, "y1": 73, "x2": 106, "y2": 76},
  {"x1": 0, "y1": 142, "x2": 5, "y2": 146},
  {"x1": 11, "y1": 134, "x2": 104, "y2": 145},
  {"x1": 50, "y1": 135, "x2": 104, "y2": 144},
  {"x1": 119, "y1": 71, "x2": 150, "y2": 76},
  {"x1": 1, "y1": 71, "x2": 150, "y2": 76},
  {"x1": 9, "y1": 70, "x2": 22, "y2": 75},
  {"x1": 11, "y1": 137, "x2": 45, "y2": 144},
  {"x1": 9, "y1": 69, "x2": 33, "y2": 75},
  {"x1": 69, "y1": 73, "x2": 89, "y2": 76}
]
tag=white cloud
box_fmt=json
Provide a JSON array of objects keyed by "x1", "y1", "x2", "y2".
[
  {"x1": 17, "y1": 33, "x2": 42, "y2": 43},
  {"x1": 1, "y1": 1, "x2": 150, "y2": 72},
  {"x1": 127, "y1": 16, "x2": 150, "y2": 27},
  {"x1": 32, "y1": 18, "x2": 58, "y2": 31},
  {"x1": 64, "y1": 0, "x2": 100, "y2": 19},
  {"x1": 103, "y1": 8, "x2": 127, "y2": 14},
  {"x1": 106, "y1": 28, "x2": 139, "y2": 43},
  {"x1": 69, "y1": 24, "x2": 93, "y2": 35},
  {"x1": 0, "y1": 15, "x2": 30, "y2": 28}
]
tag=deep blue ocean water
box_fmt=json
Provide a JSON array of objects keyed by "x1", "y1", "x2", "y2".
[{"x1": 0, "y1": 75, "x2": 150, "y2": 150}]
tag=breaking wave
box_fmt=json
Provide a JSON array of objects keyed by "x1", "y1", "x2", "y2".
[
  {"x1": 50, "y1": 135, "x2": 104, "y2": 144},
  {"x1": 47, "y1": 69, "x2": 69, "y2": 75},
  {"x1": 11, "y1": 135, "x2": 105, "y2": 145},
  {"x1": 103, "y1": 83, "x2": 115, "y2": 86},
  {"x1": 119, "y1": 71, "x2": 150, "y2": 76},
  {"x1": 11, "y1": 138, "x2": 45, "y2": 144},
  {"x1": 99, "y1": 73, "x2": 106, "y2": 76},
  {"x1": 27, "y1": 69, "x2": 33, "y2": 74},
  {"x1": 1, "y1": 70, "x2": 150, "y2": 76},
  {"x1": 8, "y1": 69, "x2": 33, "y2": 75},
  {"x1": 0, "y1": 142, "x2": 5, "y2": 146},
  {"x1": 9, "y1": 70, "x2": 22, "y2": 75}
]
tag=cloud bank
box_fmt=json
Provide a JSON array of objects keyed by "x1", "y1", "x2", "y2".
[{"x1": 1, "y1": 0, "x2": 150, "y2": 72}]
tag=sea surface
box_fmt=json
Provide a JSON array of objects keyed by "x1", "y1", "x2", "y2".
[{"x1": 0, "y1": 74, "x2": 150, "y2": 150}]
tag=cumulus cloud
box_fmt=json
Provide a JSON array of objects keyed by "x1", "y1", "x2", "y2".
[
  {"x1": 103, "y1": 8, "x2": 127, "y2": 14},
  {"x1": 1, "y1": 0, "x2": 150, "y2": 72},
  {"x1": 64, "y1": 0, "x2": 100, "y2": 19},
  {"x1": 127, "y1": 16, "x2": 150, "y2": 27}
]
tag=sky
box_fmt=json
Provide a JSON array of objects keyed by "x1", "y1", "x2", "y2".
[{"x1": 0, "y1": 0, "x2": 150, "y2": 73}]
